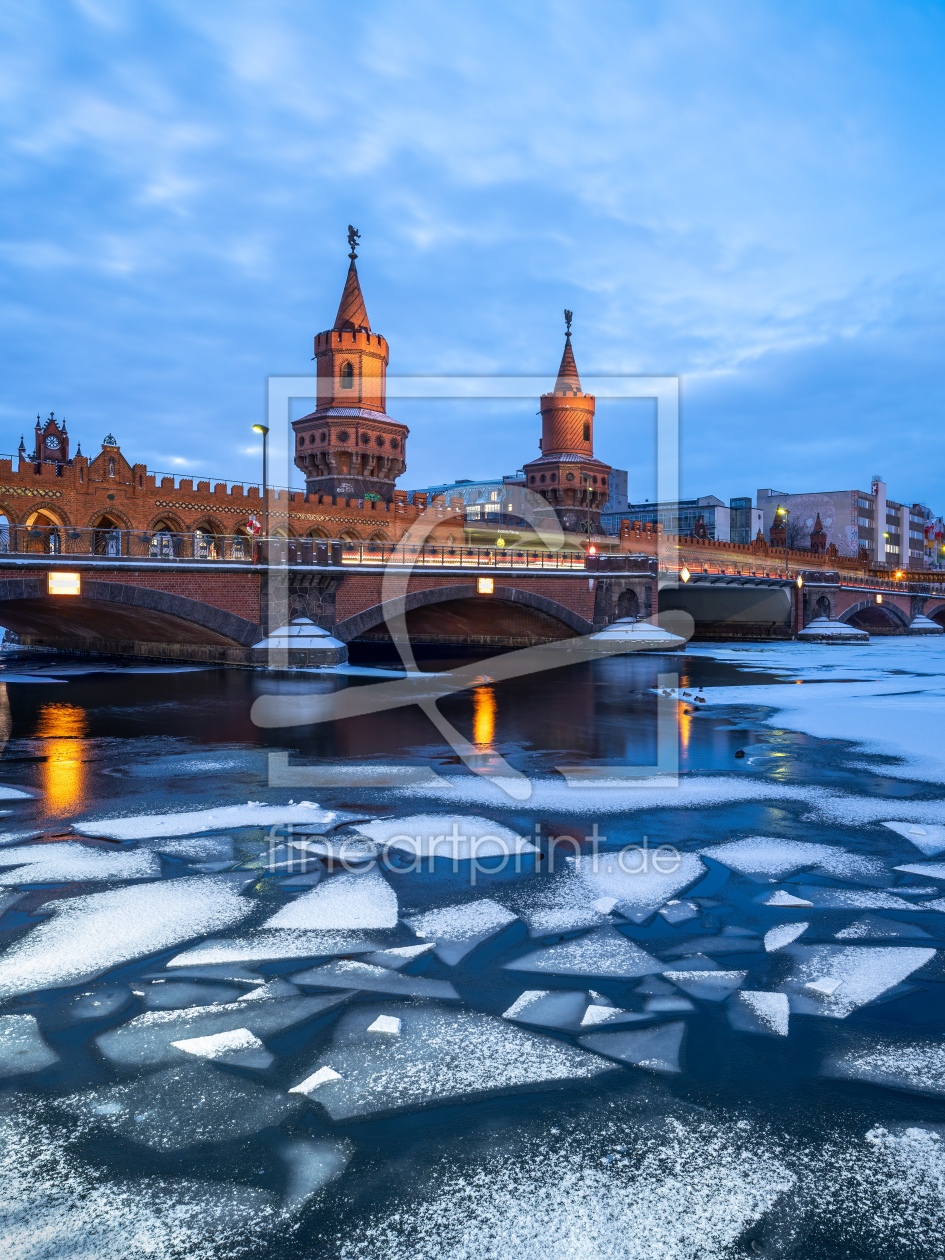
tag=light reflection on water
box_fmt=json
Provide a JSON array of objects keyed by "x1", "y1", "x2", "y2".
[{"x1": 35, "y1": 702, "x2": 87, "y2": 815}]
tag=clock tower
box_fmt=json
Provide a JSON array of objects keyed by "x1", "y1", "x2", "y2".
[
  {"x1": 292, "y1": 228, "x2": 409, "y2": 502},
  {"x1": 32, "y1": 412, "x2": 69, "y2": 465}
]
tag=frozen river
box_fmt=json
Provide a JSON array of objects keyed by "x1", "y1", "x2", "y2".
[{"x1": 1, "y1": 638, "x2": 945, "y2": 1258}]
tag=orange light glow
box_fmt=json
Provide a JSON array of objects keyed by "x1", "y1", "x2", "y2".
[
  {"x1": 477, "y1": 577, "x2": 494, "y2": 594},
  {"x1": 36, "y1": 703, "x2": 87, "y2": 814},
  {"x1": 588, "y1": 546, "x2": 597, "y2": 555},
  {"x1": 47, "y1": 571, "x2": 80, "y2": 596},
  {"x1": 472, "y1": 686, "x2": 496, "y2": 748}
]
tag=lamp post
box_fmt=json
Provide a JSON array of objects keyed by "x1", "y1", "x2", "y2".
[
  {"x1": 582, "y1": 474, "x2": 592, "y2": 544},
  {"x1": 777, "y1": 506, "x2": 790, "y2": 578},
  {"x1": 252, "y1": 424, "x2": 269, "y2": 542}
]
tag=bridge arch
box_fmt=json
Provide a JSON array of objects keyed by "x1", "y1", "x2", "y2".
[
  {"x1": 333, "y1": 582, "x2": 594, "y2": 644},
  {"x1": 839, "y1": 598, "x2": 910, "y2": 631},
  {"x1": 925, "y1": 602, "x2": 945, "y2": 626},
  {"x1": 0, "y1": 577, "x2": 259, "y2": 649}
]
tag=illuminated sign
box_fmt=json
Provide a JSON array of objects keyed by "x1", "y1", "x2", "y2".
[
  {"x1": 47, "y1": 572, "x2": 81, "y2": 596},
  {"x1": 477, "y1": 577, "x2": 494, "y2": 595}
]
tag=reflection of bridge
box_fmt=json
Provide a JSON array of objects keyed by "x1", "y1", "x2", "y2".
[{"x1": 0, "y1": 539, "x2": 942, "y2": 662}]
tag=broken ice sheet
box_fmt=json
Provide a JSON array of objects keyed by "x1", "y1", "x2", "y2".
[
  {"x1": 728, "y1": 991, "x2": 790, "y2": 1036},
  {"x1": 167, "y1": 930, "x2": 387, "y2": 968},
  {"x1": 291, "y1": 959, "x2": 460, "y2": 1001},
  {"x1": 658, "y1": 899, "x2": 700, "y2": 924},
  {"x1": 294, "y1": 1001, "x2": 612, "y2": 1120},
  {"x1": 96, "y1": 993, "x2": 353, "y2": 1069},
  {"x1": 779, "y1": 943, "x2": 936, "y2": 1018},
  {"x1": 146, "y1": 836, "x2": 235, "y2": 862},
  {"x1": 57, "y1": 1060, "x2": 302, "y2": 1150},
  {"x1": 405, "y1": 898, "x2": 518, "y2": 964},
  {"x1": 894, "y1": 862, "x2": 945, "y2": 879},
  {"x1": 834, "y1": 915, "x2": 934, "y2": 941},
  {"x1": 503, "y1": 927, "x2": 664, "y2": 980},
  {"x1": 362, "y1": 942, "x2": 436, "y2": 970},
  {"x1": 72, "y1": 801, "x2": 340, "y2": 841},
  {"x1": 882, "y1": 821, "x2": 945, "y2": 856},
  {"x1": 701, "y1": 836, "x2": 884, "y2": 882},
  {"x1": 263, "y1": 868, "x2": 398, "y2": 930},
  {"x1": 764, "y1": 922, "x2": 809, "y2": 952},
  {"x1": 280, "y1": 1136, "x2": 353, "y2": 1210},
  {"x1": 502, "y1": 989, "x2": 588, "y2": 1030},
  {"x1": 358, "y1": 813, "x2": 538, "y2": 858},
  {"x1": 141, "y1": 981, "x2": 245, "y2": 1009},
  {"x1": 661, "y1": 970, "x2": 747, "y2": 1002},
  {"x1": 825, "y1": 1036, "x2": 945, "y2": 1098},
  {"x1": 0, "y1": 876, "x2": 255, "y2": 1000},
  {"x1": 171, "y1": 1028, "x2": 274, "y2": 1070},
  {"x1": 576, "y1": 851, "x2": 706, "y2": 922},
  {"x1": 0, "y1": 841, "x2": 159, "y2": 884},
  {"x1": 578, "y1": 1021, "x2": 686, "y2": 1074},
  {"x1": 0, "y1": 1014, "x2": 59, "y2": 1077}
]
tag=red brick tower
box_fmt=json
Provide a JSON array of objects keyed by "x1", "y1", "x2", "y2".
[
  {"x1": 293, "y1": 227, "x2": 408, "y2": 501},
  {"x1": 522, "y1": 312, "x2": 612, "y2": 535}
]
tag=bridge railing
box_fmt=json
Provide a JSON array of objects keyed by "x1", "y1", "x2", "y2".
[{"x1": 0, "y1": 526, "x2": 254, "y2": 562}]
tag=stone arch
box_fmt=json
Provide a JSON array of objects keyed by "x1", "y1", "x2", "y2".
[
  {"x1": 25, "y1": 506, "x2": 68, "y2": 528},
  {"x1": 88, "y1": 507, "x2": 133, "y2": 531},
  {"x1": 338, "y1": 528, "x2": 363, "y2": 542},
  {"x1": 367, "y1": 529, "x2": 391, "y2": 543},
  {"x1": 616, "y1": 588, "x2": 639, "y2": 619},
  {"x1": 813, "y1": 594, "x2": 832, "y2": 619},
  {"x1": 333, "y1": 582, "x2": 594, "y2": 643},
  {"x1": 307, "y1": 526, "x2": 331, "y2": 539},
  {"x1": 924, "y1": 602, "x2": 945, "y2": 627},
  {"x1": 839, "y1": 598, "x2": 910, "y2": 631},
  {"x1": 0, "y1": 577, "x2": 260, "y2": 648},
  {"x1": 147, "y1": 513, "x2": 186, "y2": 534},
  {"x1": 192, "y1": 516, "x2": 224, "y2": 537}
]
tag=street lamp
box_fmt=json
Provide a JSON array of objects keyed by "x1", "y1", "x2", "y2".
[
  {"x1": 777, "y1": 506, "x2": 790, "y2": 578},
  {"x1": 252, "y1": 424, "x2": 269, "y2": 541},
  {"x1": 581, "y1": 474, "x2": 592, "y2": 544}
]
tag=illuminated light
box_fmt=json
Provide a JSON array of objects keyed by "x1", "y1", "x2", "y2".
[
  {"x1": 895, "y1": 571, "x2": 903, "y2": 579},
  {"x1": 796, "y1": 575, "x2": 803, "y2": 588},
  {"x1": 876, "y1": 594, "x2": 883, "y2": 603},
  {"x1": 472, "y1": 686, "x2": 496, "y2": 748},
  {"x1": 588, "y1": 545, "x2": 597, "y2": 555},
  {"x1": 679, "y1": 567, "x2": 691, "y2": 583},
  {"x1": 477, "y1": 577, "x2": 494, "y2": 595},
  {"x1": 496, "y1": 537, "x2": 506, "y2": 548},
  {"x1": 47, "y1": 572, "x2": 80, "y2": 596}
]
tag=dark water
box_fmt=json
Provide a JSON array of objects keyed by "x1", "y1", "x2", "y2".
[{"x1": 0, "y1": 647, "x2": 943, "y2": 1258}]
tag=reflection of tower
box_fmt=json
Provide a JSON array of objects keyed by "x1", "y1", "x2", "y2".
[
  {"x1": 293, "y1": 228, "x2": 409, "y2": 502},
  {"x1": 522, "y1": 313, "x2": 612, "y2": 534}
]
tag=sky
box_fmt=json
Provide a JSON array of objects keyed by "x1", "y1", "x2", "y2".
[{"x1": 2, "y1": 0, "x2": 945, "y2": 508}]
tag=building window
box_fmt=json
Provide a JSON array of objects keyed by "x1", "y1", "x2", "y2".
[
  {"x1": 320, "y1": 432, "x2": 327, "y2": 442},
  {"x1": 858, "y1": 517, "x2": 871, "y2": 527},
  {"x1": 337, "y1": 430, "x2": 350, "y2": 443},
  {"x1": 340, "y1": 362, "x2": 354, "y2": 389},
  {"x1": 583, "y1": 423, "x2": 590, "y2": 441},
  {"x1": 108, "y1": 457, "x2": 115, "y2": 478},
  {"x1": 360, "y1": 433, "x2": 370, "y2": 444},
  {"x1": 858, "y1": 498, "x2": 873, "y2": 510},
  {"x1": 375, "y1": 435, "x2": 385, "y2": 447},
  {"x1": 390, "y1": 438, "x2": 399, "y2": 450},
  {"x1": 539, "y1": 474, "x2": 546, "y2": 483}
]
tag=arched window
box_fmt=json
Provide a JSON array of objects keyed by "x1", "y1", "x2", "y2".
[
  {"x1": 92, "y1": 514, "x2": 121, "y2": 557},
  {"x1": 0, "y1": 514, "x2": 8, "y2": 554},
  {"x1": 340, "y1": 361, "x2": 354, "y2": 390},
  {"x1": 149, "y1": 519, "x2": 178, "y2": 559},
  {"x1": 108, "y1": 457, "x2": 115, "y2": 478}
]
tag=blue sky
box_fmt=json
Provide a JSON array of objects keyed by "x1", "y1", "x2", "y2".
[{"x1": 2, "y1": 0, "x2": 945, "y2": 508}]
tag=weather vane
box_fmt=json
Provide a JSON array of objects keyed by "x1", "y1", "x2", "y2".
[
  {"x1": 564, "y1": 309, "x2": 573, "y2": 337},
  {"x1": 347, "y1": 225, "x2": 360, "y2": 261}
]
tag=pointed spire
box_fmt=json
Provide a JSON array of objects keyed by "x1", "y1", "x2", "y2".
[
  {"x1": 333, "y1": 225, "x2": 370, "y2": 331},
  {"x1": 554, "y1": 309, "x2": 582, "y2": 394}
]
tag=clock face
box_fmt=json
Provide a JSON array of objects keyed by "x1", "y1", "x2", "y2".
[{"x1": 45, "y1": 435, "x2": 60, "y2": 449}]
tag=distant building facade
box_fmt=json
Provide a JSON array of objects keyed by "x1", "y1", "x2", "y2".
[
  {"x1": 757, "y1": 480, "x2": 939, "y2": 567},
  {"x1": 601, "y1": 495, "x2": 762, "y2": 542}
]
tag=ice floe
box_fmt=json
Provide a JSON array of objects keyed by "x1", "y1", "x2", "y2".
[
  {"x1": 170, "y1": 1028, "x2": 274, "y2": 1070},
  {"x1": 359, "y1": 813, "x2": 538, "y2": 857},
  {"x1": 764, "y1": 922, "x2": 809, "y2": 951},
  {"x1": 263, "y1": 868, "x2": 398, "y2": 930},
  {"x1": 58, "y1": 1061, "x2": 301, "y2": 1150},
  {"x1": 894, "y1": 861, "x2": 945, "y2": 879},
  {"x1": 290, "y1": 959, "x2": 460, "y2": 1000},
  {"x1": 882, "y1": 820, "x2": 945, "y2": 855},
  {"x1": 0, "y1": 1014, "x2": 59, "y2": 1077},
  {"x1": 834, "y1": 915, "x2": 934, "y2": 940},
  {"x1": 779, "y1": 943, "x2": 936, "y2": 1018},
  {"x1": 167, "y1": 931, "x2": 386, "y2": 967},
  {"x1": 728, "y1": 991, "x2": 790, "y2": 1036},
  {"x1": 73, "y1": 801, "x2": 339, "y2": 841},
  {"x1": 362, "y1": 942, "x2": 436, "y2": 970},
  {"x1": 289, "y1": 1066, "x2": 343, "y2": 1095},
  {"x1": 0, "y1": 841, "x2": 159, "y2": 884},
  {"x1": 578, "y1": 1021, "x2": 686, "y2": 1073},
  {"x1": 367, "y1": 1014, "x2": 402, "y2": 1035},
  {"x1": 701, "y1": 836, "x2": 883, "y2": 882},
  {"x1": 140, "y1": 981, "x2": 244, "y2": 1009},
  {"x1": 761, "y1": 889, "x2": 813, "y2": 907},
  {"x1": 295, "y1": 1001, "x2": 612, "y2": 1120},
  {"x1": 658, "y1": 899, "x2": 700, "y2": 924},
  {"x1": 0, "y1": 876, "x2": 255, "y2": 1000},
  {"x1": 279, "y1": 1136, "x2": 353, "y2": 1210},
  {"x1": 503, "y1": 928, "x2": 665, "y2": 980},
  {"x1": 147, "y1": 836, "x2": 235, "y2": 862},
  {"x1": 502, "y1": 989, "x2": 589, "y2": 1030},
  {"x1": 662, "y1": 970, "x2": 747, "y2": 1002},
  {"x1": 67, "y1": 986, "x2": 133, "y2": 1021},
  {"x1": 825, "y1": 1037, "x2": 945, "y2": 1097},
  {"x1": 405, "y1": 898, "x2": 518, "y2": 964},
  {"x1": 0, "y1": 784, "x2": 35, "y2": 799},
  {"x1": 764, "y1": 885, "x2": 918, "y2": 911},
  {"x1": 95, "y1": 993, "x2": 351, "y2": 1068}
]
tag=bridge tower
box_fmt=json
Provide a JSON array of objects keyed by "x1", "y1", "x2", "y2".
[
  {"x1": 522, "y1": 312, "x2": 612, "y2": 535},
  {"x1": 293, "y1": 227, "x2": 409, "y2": 502}
]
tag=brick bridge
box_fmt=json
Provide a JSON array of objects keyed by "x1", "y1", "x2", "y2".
[{"x1": 0, "y1": 546, "x2": 942, "y2": 663}]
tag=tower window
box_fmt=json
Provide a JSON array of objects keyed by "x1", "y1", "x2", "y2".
[
  {"x1": 108, "y1": 457, "x2": 115, "y2": 478},
  {"x1": 340, "y1": 362, "x2": 354, "y2": 390},
  {"x1": 583, "y1": 423, "x2": 590, "y2": 442}
]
